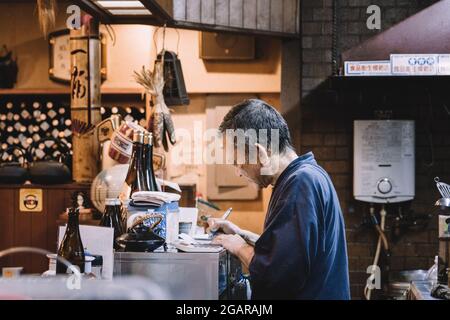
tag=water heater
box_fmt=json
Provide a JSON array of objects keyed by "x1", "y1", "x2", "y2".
[{"x1": 353, "y1": 120, "x2": 415, "y2": 203}]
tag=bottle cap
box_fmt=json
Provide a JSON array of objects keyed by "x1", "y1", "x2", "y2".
[
  {"x1": 132, "y1": 130, "x2": 144, "y2": 143},
  {"x1": 143, "y1": 131, "x2": 153, "y2": 145},
  {"x1": 105, "y1": 198, "x2": 117, "y2": 206}
]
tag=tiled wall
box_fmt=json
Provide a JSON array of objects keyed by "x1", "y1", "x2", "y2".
[{"x1": 299, "y1": 0, "x2": 447, "y2": 298}]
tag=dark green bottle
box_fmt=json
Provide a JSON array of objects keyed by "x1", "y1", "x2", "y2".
[
  {"x1": 124, "y1": 131, "x2": 147, "y2": 197},
  {"x1": 143, "y1": 132, "x2": 160, "y2": 192},
  {"x1": 56, "y1": 208, "x2": 85, "y2": 274},
  {"x1": 100, "y1": 198, "x2": 124, "y2": 249}
]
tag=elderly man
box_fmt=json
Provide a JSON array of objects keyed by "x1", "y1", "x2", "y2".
[{"x1": 208, "y1": 99, "x2": 350, "y2": 300}]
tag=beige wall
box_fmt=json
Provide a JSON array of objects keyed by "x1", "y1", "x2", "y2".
[
  {"x1": 0, "y1": 1, "x2": 282, "y2": 234},
  {"x1": 167, "y1": 92, "x2": 280, "y2": 234},
  {"x1": 0, "y1": 2, "x2": 281, "y2": 94}
]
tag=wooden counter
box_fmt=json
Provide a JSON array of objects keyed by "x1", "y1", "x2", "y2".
[{"x1": 0, "y1": 183, "x2": 90, "y2": 274}]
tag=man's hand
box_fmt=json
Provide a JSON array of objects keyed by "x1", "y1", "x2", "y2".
[
  {"x1": 212, "y1": 234, "x2": 246, "y2": 255},
  {"x1": 212, "y1": 234, "x2": 255, "y2": 269},
  {"x1": 207, "y1": 218, "x2": 241, "y2": 235}
]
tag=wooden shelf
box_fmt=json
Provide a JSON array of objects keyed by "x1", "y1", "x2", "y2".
[
  {"x1": 0, "y1": 87, "x2": 144, "y2": 95},
  {"x1": 0, "y1": 88, "x2": 69, "y2": 95}
]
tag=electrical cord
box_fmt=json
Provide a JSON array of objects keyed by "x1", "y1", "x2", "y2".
[{"x1": 364, "y1": 205, "x2": 387, "y2": 300}]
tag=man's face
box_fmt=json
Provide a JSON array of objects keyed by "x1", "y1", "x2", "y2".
[{"x1": 222, "y1": 136, "x2": 273, "y2": 188}]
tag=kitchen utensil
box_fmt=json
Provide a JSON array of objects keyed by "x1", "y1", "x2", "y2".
[
  {"x1": 436, "y1": 198, "x2": 450, "y2": 209},
  {"x1": 435, "y1": 177, "x2": 450, "y2": 199},
  {"x1": 0, "y1": 146, "x2": 29, "y2": 184},
  {"x1": 27, "y1": 136, "x2": 71, "y2": 184},
  {"x1": 116, "y1": 214, "x2": 165, "y2": 252}
]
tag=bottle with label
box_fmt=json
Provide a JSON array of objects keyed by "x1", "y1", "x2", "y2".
[
  {"x1": 121, "y1": 130, "x2": 147, "y2": 199},
  {"x1": 143, "y1": 132, "x2": 160, "y2": 192},
  {"x1": 56, "y1": 208, "x2": 85, "y2": 274},
  {"x1": 99, "y1": 198, "x2": 124, "y2": 249}
]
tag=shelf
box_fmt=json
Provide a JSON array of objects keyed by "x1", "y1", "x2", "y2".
[
  {"x1": 0, "y1": 87, "x2": 144, "y2": 95},
  {"x1": 330, "y1": 75, "x2": 450, "y2": 91}
]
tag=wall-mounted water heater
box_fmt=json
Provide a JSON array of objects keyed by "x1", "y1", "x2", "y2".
[{"x1": 353, "y1": 120, "x2": 415, "y2": 204}]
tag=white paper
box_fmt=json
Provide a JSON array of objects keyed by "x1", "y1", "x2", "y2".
[
  {"x1": 58, "y1": 225, "x2": 114, "y2": 280},
  {"x1": 178, "y1": 207, "x2": 199, "y2": 237}
]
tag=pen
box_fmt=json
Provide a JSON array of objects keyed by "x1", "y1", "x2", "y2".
[
  {"x1": 210, "y1": 207, "x2": 233, "y2": 236},
  {"x1": 221, "y1": 207, "x2": 233, "y2": 220}
]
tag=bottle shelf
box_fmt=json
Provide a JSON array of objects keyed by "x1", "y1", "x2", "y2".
[{"x1": 0, "y1": 88, "x2": 144, "y2": 95}]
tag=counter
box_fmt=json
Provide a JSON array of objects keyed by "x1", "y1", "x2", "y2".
[
  {"x1": 409, "y1": 281, "x2": 440, "y2": 300},
  {"x1": 113, "y1": 250, "x2": 247, "y2": 300}
]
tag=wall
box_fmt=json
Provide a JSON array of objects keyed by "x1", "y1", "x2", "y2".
[
  {"x1": 0, "y1": 1, "x2": 281, "y2": 93},
  {"x1": 167, "y1": 92, "x2": 280, "y2": 235},
  {"x1": 300, "y1": 0, "x2": 445, "y2": 299},
  {"x1": 0, "y1": 1, "x2": 281, "y2": 236}
]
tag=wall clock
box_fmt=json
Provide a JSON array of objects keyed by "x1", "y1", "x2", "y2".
[{"x1": 48, "y1": 29, "x2": 107, "y2": 84}]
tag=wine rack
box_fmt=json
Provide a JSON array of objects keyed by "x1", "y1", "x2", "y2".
[
  {"x1": 0, "y1": 96, "x2": 72, "y2": 162},
  {"x1": 0, "y1": 96, "x2": 146, "y2": 162}
]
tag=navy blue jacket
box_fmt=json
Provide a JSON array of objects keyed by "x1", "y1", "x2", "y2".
[{"x1": 249, "y1": 152, "x2": 350, "y2": 300}]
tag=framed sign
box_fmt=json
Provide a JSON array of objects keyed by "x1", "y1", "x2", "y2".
[
  {"x1": 391, "y1": 54, "x2": 439, "y2": 76},
  {"x1": 48, "y1": 29, "x2": 107, "y2": 84},
  {"x1": 344, "y1": 61, "x2": 391, "y2": 76},
  {"x1": 19, "y1": 188, "x2": 43, "y2": 212}
]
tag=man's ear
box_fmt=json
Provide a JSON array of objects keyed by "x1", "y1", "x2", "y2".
[
  {"x1": 255, "y1": 143, "x2": 269, "y2": 166},
  {"x1": 256, "y1": 143, "x2": 279, "y2": 176}
]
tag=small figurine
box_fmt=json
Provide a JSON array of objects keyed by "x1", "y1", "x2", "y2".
[{"x1": 71, "y1": 191, "x2": 94, "y2": 216}]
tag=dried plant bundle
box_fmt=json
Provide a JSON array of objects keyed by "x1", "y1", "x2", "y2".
[{"x1": 36, "y1": 0, "x2": 56, "y2": 38}]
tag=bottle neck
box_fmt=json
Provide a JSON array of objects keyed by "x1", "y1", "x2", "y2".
[
  {"x1": 104, "y1": 205, "x2": 114, "y2": 216},
  {"x1": 144, "y1": 143, "x2": 154, "y2": 164},
  {"x1": 128, "y1": 141, "x2": 145, "y2": 175},
  {"x1": 67, "y1": 210, "x2": 80, "y2": 231},
  {"x1": 143, "y1": 143, "x2": 158, "y2": 191},
  {"x1": 132, "y1": 141, "x2": 144, "y2": 161}
]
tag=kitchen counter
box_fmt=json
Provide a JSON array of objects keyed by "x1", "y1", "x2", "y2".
[
  {"x1": 409, "y1": 281, "x2": 440, "y2": 300},
  {"x1": 113, "y1": 250, "x2": 247, "y2": 300}
]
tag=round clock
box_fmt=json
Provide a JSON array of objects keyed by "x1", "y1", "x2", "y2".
[{"x1": 48, "y1": 29, "x2": 107, "y2": 84}]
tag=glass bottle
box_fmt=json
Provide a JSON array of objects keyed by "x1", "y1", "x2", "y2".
[
  {"x1": 56, "y1": 208, "x2": 85, "y2": 274},
  {"x1": 122, "y1": 130, "x2": 147, "y2": 198},
  {"x1": 99, "y1": 198, "x2": 124, "y2": 249},
  {"x1": 143, "y1": 131, "x2": 160, "y2": 192}
]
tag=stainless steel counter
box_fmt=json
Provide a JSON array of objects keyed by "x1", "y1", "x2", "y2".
[
  {"x1": 113, "y1": 250, "x2": 246, "y2": 300},
  {"x1": 409, "y1": 281, "x2": 439, "y2": 300}
]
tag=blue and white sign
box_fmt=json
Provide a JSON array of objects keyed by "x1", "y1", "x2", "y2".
[
  {"x1": 438, "y1": 54, "x2": 450, "y2": 75},
  {"x1": 345, "y1": 61, "x2": 391, "y2": 76},
  {"x1": 391, "y1": 54, "x2": 439, "y2": 76}
]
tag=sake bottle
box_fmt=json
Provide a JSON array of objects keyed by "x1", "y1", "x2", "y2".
[
  {"x1": 143, "y1": 132, "x2": 160, "y2": 192},
  {"x1": 99, "y1": 198, "x2": 124, "y2": 249},
  {"x1": 122, "y1": 130, "x2": 147, "y2": 199},
  {"x1": 56, "y1": 208, "x2": 85, "y2": 274}
]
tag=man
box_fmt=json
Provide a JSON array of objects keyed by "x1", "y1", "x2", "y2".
[{"x1": 209, "y1": 99, "x2": 350, "y2": 300}]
